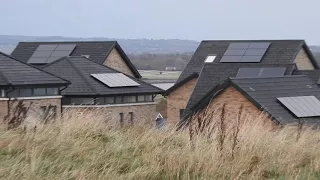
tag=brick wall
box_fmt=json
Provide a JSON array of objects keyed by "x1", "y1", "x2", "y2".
[
  {"x1": 294, "y1": 48, "x2": 315, "y2": 70},
  {"x1": 167, "y1": 78, "x2": 197, "y2": 125},
  {"x1": 62, "y1": 103, "x2": 157, "y2": 126},
  {"x1": 189, "y1": 87, "x2": 274, "y2": 129},
  {"x1": 103, "y1": 48, "x2": 135, "y2": 77},
  {"x1": 0, "y1": 98, "x2": 61, "y2": 125}
]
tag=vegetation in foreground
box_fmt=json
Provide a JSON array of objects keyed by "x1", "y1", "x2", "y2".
[{"x1": 0, "y1": 112, "x2": 319, "y2": 179}]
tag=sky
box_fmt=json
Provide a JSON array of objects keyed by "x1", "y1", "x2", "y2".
[{"x1": 1, "y1": 0, "x2": 320, "y2": 44}]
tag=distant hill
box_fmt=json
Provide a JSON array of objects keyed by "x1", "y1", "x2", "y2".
[{"x1": 0, "y1": 35, "x2": 199, "y2": 54}]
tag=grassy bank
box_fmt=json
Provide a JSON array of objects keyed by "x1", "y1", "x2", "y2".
[{"x1": 0, "y1": 114, "x2": 319, "y2": 179}]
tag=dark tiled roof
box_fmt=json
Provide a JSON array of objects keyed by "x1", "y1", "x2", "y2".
[
  {"x1": 0, "y1": 52, "x2": 69, "y2": 87},
  {"x1": 175, "y1": 39, "x2": 316, "y2": 85},
  {"x1": 188, "y1": 76, "x2": 320, "y2": 125},
  {"x1": 293, "y1": 70, "x2": 320, "y2": 84},
  {"x1": 11, "y1": 41, "x2": 141, "y2": 78},
  {"x1": 42, "y1": 56, "x2": 163, "y2": 96},
  {"x1": 185, "y1": 63, "x2": 296, "y2": 114}
]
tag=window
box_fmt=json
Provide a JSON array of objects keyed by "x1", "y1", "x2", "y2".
[
  {"x1": 204, "y1": 55, "x2": 216, "y2": 63},
  {"x1": 40, "y1": 106, "x2": 57, "y2": 123},
  {"x1": 70, "y1": 98, "x2": 95, "y2": 105},
  {"x1": 119, "y1": 113, "x2": 124, "y2": 127},
  {"x1": 137, "y1": 95, "x2": 145, "y2": 102},
  {"x1": 8, "y1": 89, "x2": 19, "y2": 97},
  {"x1": 1, "y1": 90, "x2": 5, "y2": 97},
  {"x1": 105, "y1": 97, "x2": 115, "y2": 104},
  {"x1": 145, "y1": 95, "x2": 153, "y2": 102},
  {"x1": 123, "y1": 96, "x2": 137, "y2": 103},
  {"x1": 115, "y1": 96, "x2": 122, "y2": 104},
  {"x1": 20, "y1": 89, "x2": 32, "y2": 97},
  {"x1": 46, "y1": 88, "x2": 59, "y2": 95},
  {"x1": 33, "y1": 88, "x2": 46, "y2": 96},
  {"x1": 129, "y1": 112, "x2": 134, "y2": 125}
]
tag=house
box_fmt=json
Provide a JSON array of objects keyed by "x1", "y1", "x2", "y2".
[
  {"x1": 42, "y1": 56, "x2": 163, "y2": 125},
  {"x1": 11, "y1": 41, "x2": 141, "y2": 78},
  {"x1": 182, "y1": 76, "x2": 320, "y2": 128},
  {"x1": 0, "y1": 52, "x2": 69, "y2": 125},
  {"x1": 164, "y1": 40, "x2": 319, "y2": 124}
]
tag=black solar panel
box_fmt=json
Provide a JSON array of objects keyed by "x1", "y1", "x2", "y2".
[
  {"x1": 236, "y1": 68, "x2": 262, "y2": 78},
  {"x1": 260, "y1": 67, "x2": 286, "y2": 77},
  {"x1": 220, "y1": 42, "x2": 270, "y2": 63},
  {"x1": 27, "y1": 44, "x2": 76, "y2": 64}
]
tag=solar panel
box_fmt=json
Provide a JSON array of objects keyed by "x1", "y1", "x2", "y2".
[
  {"x1": 244, "y1": 49, "x2": 267, "y2": 56},
  {"x1": 220, "y1": 56, "x2": 242, "y2": 62},
  {"x1": 228, "y1": 43, "x2": 250, "y2": 49},
  {"x1": 260, "y1": 67, "x2": 286, "y2": 77},
  {"x1": 277, "y1": 96, "x2": 320, "y2": 118},
  {"x1": 91, "y1": 73, "x2": 140, "y2": 87},
  {"x1": 55, "y1": 44, "x2": 76, "y2": 51},
  {"x1": 236, "y1": 68, "x2": 262, "y2": 78},
  {"x1": 224, "y1": 49, "x2": 246, "y2": 56},
  {"x1": 37, "y1": 45, "x2": 57, "y2": 51},
  {"x1": 240, "y1": 55, "x2": 263, "y2": 62},
  {"x1": 28, "y1": 44, "x2": 76, "y2": 64},
  {"x1": 249, "y1": 42, "x2": 270, "y2": 49}
]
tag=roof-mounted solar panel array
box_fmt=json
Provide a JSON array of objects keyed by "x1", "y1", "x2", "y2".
[
  {"x1": 236, "y1": 67, "x2": 286, "y2": 78},
  {"x1": 220, "y1": 42, "x2": 270, "y2": 63},
  {"x1": 277, "y1": 96, "x2": 320, "y2": 118},
  {"x1": 28, "y1": 44, "x2": 76, "y2": 64},
  {"x1": 91, "y1": 73, "x2": 140, "y2": 87}
]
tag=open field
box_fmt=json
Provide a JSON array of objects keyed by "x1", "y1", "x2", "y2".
[
  {"x1": 0, "y1": 112, "x2": 320, "y2": 179},
  {"x1": 139, "y1": 70, "x2": 181, "y2": 80}
]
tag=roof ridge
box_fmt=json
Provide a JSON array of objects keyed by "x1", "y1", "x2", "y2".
[
  {"x1": 201, "y1": 39, "x2": 305, "y2": 42},
  {"x1": 64, "y1": 57, "x2": 99, "y2": 94},
  {"x1": 229, "y1": 75, "x2": 306, "y2": 80},
  {"x1": 18, "y1": 41, "x2": 118, "y2": 44},
  {"x1": 0, "y1": 51, "x2": 70, "y2": 85}
]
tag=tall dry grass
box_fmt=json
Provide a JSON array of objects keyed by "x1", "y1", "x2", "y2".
[{"x1": 0, "y1": 110, "x2": 319, "y2": 179}]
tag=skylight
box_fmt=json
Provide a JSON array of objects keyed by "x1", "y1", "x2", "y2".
[{"x1": 204, "y1": 55, "x2": 216, "y2": 63}]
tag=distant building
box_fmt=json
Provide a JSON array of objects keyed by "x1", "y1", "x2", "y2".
[{"x1": 165, "y1": 66, "x2": 177, "y2": 71}]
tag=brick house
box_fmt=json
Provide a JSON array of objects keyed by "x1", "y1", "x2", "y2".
[
  {"x1": 42, "y1": 56, "x2": 163, "y2": 125},
  {"x1": 164, "y1": 40, "x2": 319, "y2": 125},
  {"x1": 0, "y1": 52, "x2": 69, "y2": 125},
  {"x1": 182, "y1": 76, "x2": 320, "y2": 128},
  {"x1": 11, "y1": 41, "x2": 141, "y2": 78}
]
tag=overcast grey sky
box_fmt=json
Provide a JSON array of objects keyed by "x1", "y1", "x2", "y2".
[{"x1": 1, "y1": 0, "x2": 320, "y2": 44}]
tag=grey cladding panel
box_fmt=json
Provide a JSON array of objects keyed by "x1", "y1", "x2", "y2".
[
  {"x1": 91, "y1": 73, "x2": 140, "y2": 87},
  {"x1": 220, "y1": 56, "x2": 242, "y2": 62},
  {"x1": 228, "y1": 43, "x2": 250, "y2": 49},
  {"x1": 277, "y1": 96, "x2": 320, "y2": 118},
  {"x1": 224, "y1": 49, "x2": 246, "y2": 56}
]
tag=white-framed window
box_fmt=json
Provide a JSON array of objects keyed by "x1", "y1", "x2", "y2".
[
  {"x1": 204, "y1": 55, "x2": 217, "y2": 63},
  {"x1": 123, "y1": 96, "x2": 137, "y2": 103},
  {"x1": 70, "y1": 98, "x2": 95, "y2": 105},
  {"x1": 145, "y1": 95, "x2": 153, "y2": 102}
]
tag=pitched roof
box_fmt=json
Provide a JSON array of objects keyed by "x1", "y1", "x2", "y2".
[
  {"x1": 187, "y1": 76, "x2": 320, "y2": 126},
  {"x1": 42, "y1": 56, "x2": 163, "y2": 96},
  {"x1": 0, "y1": 51, "x2": 69, "y2": 88},
  {"x1": 170, "y1": 40, "x2": 317, "y2": 93},
  {"x1": 11, "y1": 41, "x2": 141, "y2": 78},
  {"x1": 184, "y1": 63, "x2": 296, "y2": 115},
  {"x1": 293, "y1": 70, "x2": 320, "y2": 84}
]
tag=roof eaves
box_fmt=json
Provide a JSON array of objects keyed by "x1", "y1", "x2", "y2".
[
  {"x1": 164, "y1": 72, "x2": 199, "y2": 95},
  {"x1": 0, "y1": 51, "x2": 70, "y2": 85},
  {"x1": 0, "y1": 69, "x2": 11, "y2": 86}
]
